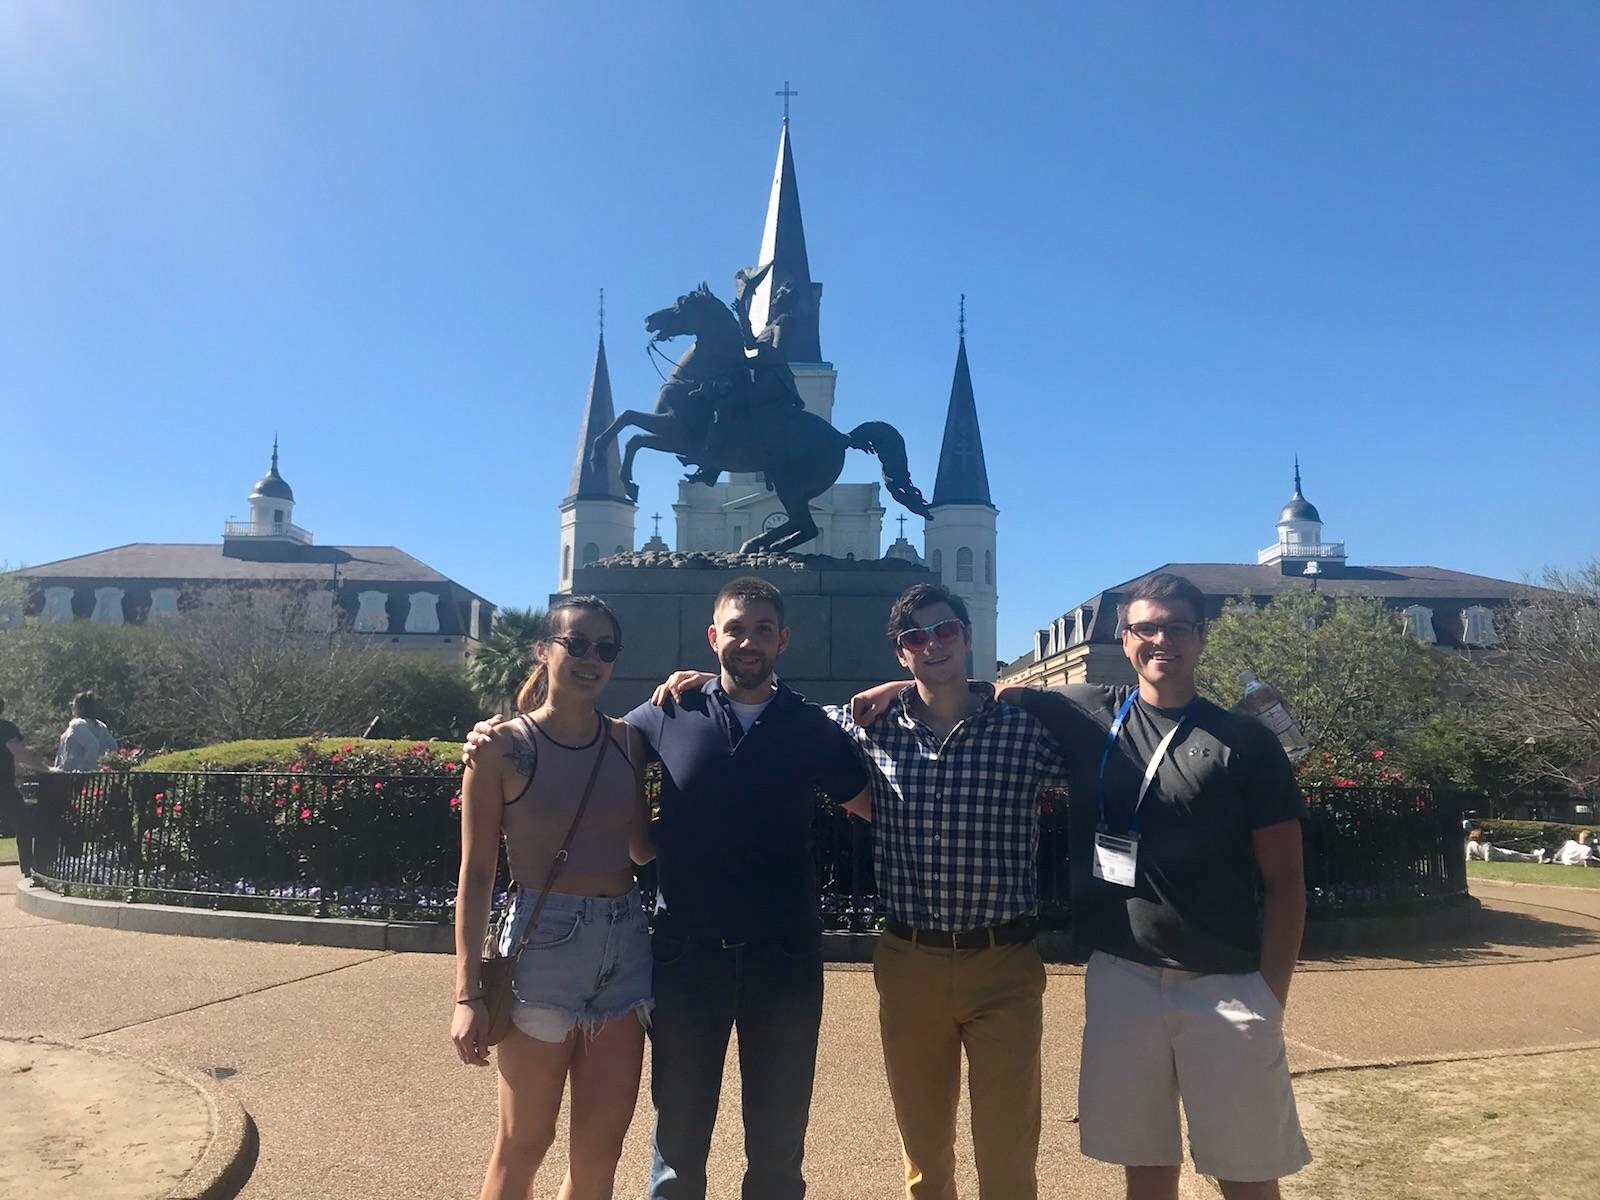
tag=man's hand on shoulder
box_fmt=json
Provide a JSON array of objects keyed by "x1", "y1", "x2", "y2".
[
  {"x1": 461, "y1": 714, "x2": 508, "y2": 770},
  {"x1": 849, "y1": 680, "x2": 909, "y2": 726},
  {"x1": 650, "y1": 670, "x2": 715, "y2": 707}
]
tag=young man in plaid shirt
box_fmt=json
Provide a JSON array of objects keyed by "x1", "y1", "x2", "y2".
[{"x1": 835, "y1": 582, "x2": 1072, "y2": 1200}]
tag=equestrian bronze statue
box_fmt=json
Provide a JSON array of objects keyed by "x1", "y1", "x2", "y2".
[{"x1": 587, "y1": 278, "x2": 931, "y2": 555}]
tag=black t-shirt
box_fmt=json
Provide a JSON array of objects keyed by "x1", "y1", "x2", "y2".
[
  {"x1": 0, "y1": 719, "x2": 21, "y2": 790},
  {"x1": 624, "y1": 680, "x2": 869, "y2": 946},
  {"x1": 1022, "y1": 685, "x2": 1304, "y2": 975}
]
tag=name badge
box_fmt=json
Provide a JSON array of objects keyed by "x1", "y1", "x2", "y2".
[{"x1": 1092, "y1": 831, "x2": 1139, "y2": 888}]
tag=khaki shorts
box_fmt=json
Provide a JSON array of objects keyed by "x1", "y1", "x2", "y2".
[{"x1": 1078, "y1": 951, "x2": 1311, "y2": 1182}]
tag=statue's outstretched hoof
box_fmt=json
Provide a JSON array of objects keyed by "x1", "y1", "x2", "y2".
[
  {"x1": 684, "y1": 467, "x2": 720, "y2": 486},
  {"x1": 624, "y1": 481, "x2": 640, "y2": 502}
]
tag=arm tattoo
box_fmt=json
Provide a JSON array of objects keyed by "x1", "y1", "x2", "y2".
[{"x1": 506, "y1": 721, "x2": 538, "y2": 779}]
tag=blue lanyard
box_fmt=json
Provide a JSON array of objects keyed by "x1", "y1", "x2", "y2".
[{"x1": 1095, "y1": 692, "x2": 1193, "y2": 834}]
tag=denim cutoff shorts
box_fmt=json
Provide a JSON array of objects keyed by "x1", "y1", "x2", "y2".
[{"x1": 497, "y1": 886, "x2": 653, "y2": 1043}]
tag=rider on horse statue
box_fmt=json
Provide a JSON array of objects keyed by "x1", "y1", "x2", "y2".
[{"x1": 684, "y1": 261, "x2": 806, "y2": 486}]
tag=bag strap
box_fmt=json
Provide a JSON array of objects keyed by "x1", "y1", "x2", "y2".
[{"x1": 505, "y1": 716, "x2": 618, "y2": 957}]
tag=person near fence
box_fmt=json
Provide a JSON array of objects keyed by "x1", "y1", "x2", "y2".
[
  {"x1": 852, "y1": 572, "x2": 1311, "y2": 1200},
  {"x1": 1017, "y1": 573, "x2": 1309, "y2": 1200},
  {"x1": 452, "y1": 596, "x2": 657, "y2": 1200},
  {"x1": 470, "y1": 577, "x2": 871, "y2": 1200},
  {"x1": 52, "y1": 691, "x2": 118, "y2": 772},
  {"x1": 1, "y1": 697, "x2": 50, "y2": 877}
]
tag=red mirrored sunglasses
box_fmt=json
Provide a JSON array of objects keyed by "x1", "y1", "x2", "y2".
[{"x1": 895, "y1": 618, "x2": 967, "y2": 652}]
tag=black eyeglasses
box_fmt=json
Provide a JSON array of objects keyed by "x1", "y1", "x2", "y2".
[
  {"x1": 548, "y1": 635, "x2": 622, "y2": 662},
  {"x1": 895, "y1": 618, "x2": 967, "y2": 652},
  {"x1": 1124, "y1": 620, "x2": 1202, "y2": 641}
]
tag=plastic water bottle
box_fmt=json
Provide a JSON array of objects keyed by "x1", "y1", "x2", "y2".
[{"x1": 1236, "y1": 670, "x2": 1312, "y2": 761}]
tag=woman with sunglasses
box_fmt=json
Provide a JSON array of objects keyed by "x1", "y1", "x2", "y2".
[{"x1": 452, "y1": 595, "x2": 655, "y2": 1200}]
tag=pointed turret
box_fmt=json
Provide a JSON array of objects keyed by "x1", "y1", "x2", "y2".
[
  {"x1": 565, "y1": 334, "x2": 629, "y2": 503},
  {"x1": 558, "y1": 315, "x2": 636, "y2": 591},
  {"x1": 746, "y1": 118, "x2": 823, "y2": 364},
  {"x1": 925, "y1": 300, "x2": 999, "y2": 680},
  {"x1": 931, "y1": 335, "x2": 992, "y2": 507}
]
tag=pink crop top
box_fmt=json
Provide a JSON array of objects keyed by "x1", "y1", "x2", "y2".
[{"x1": 500, "y1": 715, "x2": 639, "y2": 887}]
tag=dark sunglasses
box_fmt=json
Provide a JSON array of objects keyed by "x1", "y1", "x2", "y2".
[
  {"x1": 895, "y1": 618, "x2": 967, "y2": 652},
  {"x1": 548, "y1": 634, "x2": 622, "y2": 663},
  {"x1": 1124, "y1": 620, "x2": 1202, "y2": 641}
]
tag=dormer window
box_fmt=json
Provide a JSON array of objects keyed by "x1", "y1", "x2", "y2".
[
  {"x1": 1462, "y1": 605, "x2": 1498, "y2": 647},
  {"x1": 1402, "y1": 604, "x2": 1436, "y2": 644}
]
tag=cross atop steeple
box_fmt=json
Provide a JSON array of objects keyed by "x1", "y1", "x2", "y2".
[
  {"x1": 652, "y1": 512, "x2": 663, "y2": 537},
  {"x1": 958, "y1": 294, "x2": 966, "y2": 340},
  {"x1": 598, "y1": 288, "x2": 605, "y2": 338},
  {"x1": 776, "y1": 80, "x2": 798, "y2": 122},
  {"x1": 896, "y1": 513, "x2": 907, "y2": 539}
]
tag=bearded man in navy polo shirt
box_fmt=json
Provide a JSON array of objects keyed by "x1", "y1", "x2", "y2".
[{"x1": 627, "y1": 577, "x2": 869, "y2": 1200}]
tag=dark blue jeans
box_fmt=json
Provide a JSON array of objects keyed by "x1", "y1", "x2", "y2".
[{"x1": 647, "y1": 935, "x2": 824, "y2": 1200}]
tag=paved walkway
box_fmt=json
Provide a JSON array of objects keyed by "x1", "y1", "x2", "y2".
[{"x1": 5, "y1": 863, "x2": 1600, "y2": 1200}]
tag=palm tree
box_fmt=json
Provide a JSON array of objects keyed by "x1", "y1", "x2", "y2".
[{"x1": 467, "y1": 606, "x2": 545, "y2": 715}]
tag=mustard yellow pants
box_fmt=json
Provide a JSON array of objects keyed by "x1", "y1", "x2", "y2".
[{"x1": 872, "y1": 931, "x2": 1046, "y2": 1200}]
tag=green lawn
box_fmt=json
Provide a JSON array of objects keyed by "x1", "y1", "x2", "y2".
[
  {"x1": 0, "y1": 836, "x2": 14, "y2": 864},
  {"x1": 1467, "y1": 859, "x2": 1600, "y2": 888}
]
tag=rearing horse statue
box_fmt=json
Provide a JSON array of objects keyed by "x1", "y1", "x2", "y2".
[{"x1": 588, "y1": 283, "x2": 931, "y2": 555}]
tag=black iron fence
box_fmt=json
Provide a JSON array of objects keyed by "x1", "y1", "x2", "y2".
[
  {"x1": 31, "y1": 770, "x2": 463, "y2": 920},
  {"x1": 29, "y1": 773, "x2": 1464, "y2": 924}
]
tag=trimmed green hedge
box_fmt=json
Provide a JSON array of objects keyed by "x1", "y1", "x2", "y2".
[
  {"x1": 137, "y1": 737, "x2": 463, "y2": 773},
  {"x1": 1470, "y1": 818, "x2": 1593, "y2": 846}
]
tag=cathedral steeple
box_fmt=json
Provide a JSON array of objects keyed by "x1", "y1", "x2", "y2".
[
  {"x1": 745, "y1": 114, "x2": 823, "y2": 364},
  {"x1": 565, "y1": 328, "x2": 630, "y2": 504},
  {"x1": 558, "y1": 306, "x2": 636, "y2": 591},
  {"x1": 926, "y1": 298, "x2": 999, "y2": 680},
  {"x1": 931, "y1": 303, "x2": 992, "y2": 507}
]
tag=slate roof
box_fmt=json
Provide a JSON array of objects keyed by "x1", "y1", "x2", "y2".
[
  {"x1": 15, "y1": 543, "x2": 483, "y2": 594},
  {"x1": 931, "y1": 337, "x2": 993, "y2": 508},
  {"x1": 566, "y1": 334, "x2": 631, "y2": 504},
  {"x1": 1054, "y1": 562, "x2": 1533, "y2": 651}
]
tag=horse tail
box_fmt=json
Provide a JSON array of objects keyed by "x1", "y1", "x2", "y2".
[{"x1": 847, "y1": 422, "x2": 932, "y2": 517}]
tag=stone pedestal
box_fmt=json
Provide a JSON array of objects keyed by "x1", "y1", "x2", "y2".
[{"x1": 560, "y1": 551, "x2": 932, "y2": 712}]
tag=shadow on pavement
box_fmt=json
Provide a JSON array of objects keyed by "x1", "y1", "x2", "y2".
[{"x1": 1304, "y1": 900, "x2": 1600, "y2": 969}]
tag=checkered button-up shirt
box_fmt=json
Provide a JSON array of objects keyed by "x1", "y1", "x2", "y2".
[{"x1": 828, "y1": 684, "x2": 1070, "y2": 933}]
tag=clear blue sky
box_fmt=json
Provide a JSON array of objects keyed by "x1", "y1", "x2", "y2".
[{"x1": 5, "y1": 2, "x2": 1596, "y2": 658}]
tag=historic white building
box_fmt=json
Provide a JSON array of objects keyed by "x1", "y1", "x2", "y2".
[
  {"x1": 11, "y1": 444, "x2": 495, "y2": 663},
  {"x1": 556, "y1": 113, "x2": 999, "y2": 675}
]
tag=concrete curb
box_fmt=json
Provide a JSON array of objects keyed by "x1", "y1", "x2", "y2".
[
  {"x1": 17, "y1": 879, "x2": 455, "y2": 952},
  {"x1": 0, "y1": 1034, "x2": 257, "y2": 1200},
  {"x1": 1299, "y1": 894, "x2": 1482, "y2": 953},
  {"x1": 20, "y1": 879, "x2": 1487, "y2": 963}
]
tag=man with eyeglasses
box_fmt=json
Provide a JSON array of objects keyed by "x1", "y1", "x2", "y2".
[{"x1": 1011, "y1": 572, "x2": 1309, "y2": 1199}]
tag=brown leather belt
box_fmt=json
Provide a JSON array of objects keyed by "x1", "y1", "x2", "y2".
[{"x1": 884, "y1": 916, "x2": 1037, "y2": 950}]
